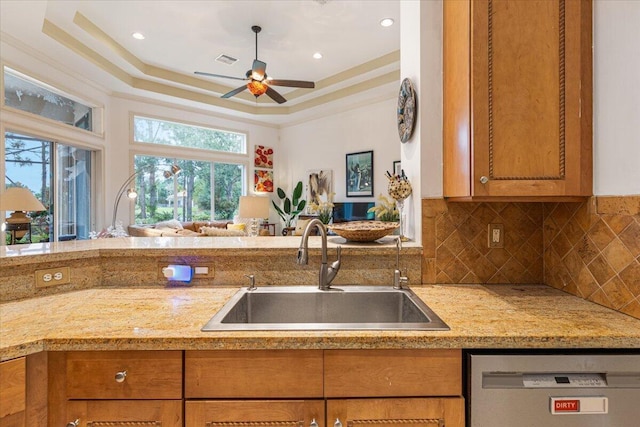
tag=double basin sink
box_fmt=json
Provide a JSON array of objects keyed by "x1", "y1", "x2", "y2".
[{"x1": 202, "y1": 285, "x2": 450, "y2": 331}]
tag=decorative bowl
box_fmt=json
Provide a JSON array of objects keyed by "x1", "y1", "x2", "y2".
[{"x1": 328, "y1": 221, "x2": 399, "y2": 242}]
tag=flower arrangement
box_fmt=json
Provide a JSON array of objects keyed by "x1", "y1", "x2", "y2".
[
  {"x1": 308, "y1": 192, "x2": 335, "y2": 224},
  {"x1": 367, "y1": 194, "x2": 400, "y2": 222}
]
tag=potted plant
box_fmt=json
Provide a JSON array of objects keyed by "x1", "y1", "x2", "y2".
[{"x1": 272, "y1": 181, "x2": 306, "y2": 235}]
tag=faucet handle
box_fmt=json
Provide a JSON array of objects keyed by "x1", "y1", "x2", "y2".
[
  {"x1": 244, "y1": 274, "x2": 256, "y2": 291},
  {"x1": 336, "y1": 245, "x2": 342, "y2": 260}
]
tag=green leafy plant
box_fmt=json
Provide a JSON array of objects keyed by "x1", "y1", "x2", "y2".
[{"x1": 272, "y1": 181, "x2": 306, "y2": 228}]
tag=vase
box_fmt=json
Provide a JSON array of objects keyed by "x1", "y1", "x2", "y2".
[{"x1": 282, "y1": 226, "x2": 296, "y2": 236}]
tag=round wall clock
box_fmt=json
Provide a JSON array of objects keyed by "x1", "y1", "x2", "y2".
[{"x1": 397, "y1": 78, "x2": 417, "y2": 143}]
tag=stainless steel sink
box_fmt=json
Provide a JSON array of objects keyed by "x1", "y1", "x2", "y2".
[{"x1": 202, "y1": 286, "x2": 450, "y2": 331}]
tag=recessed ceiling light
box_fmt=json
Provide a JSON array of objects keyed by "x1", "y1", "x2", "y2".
[
  {"x1": 380, "y1": 18, "x2": 394, "y2": 27},
  {"x1": 131, "y1": 32, "x2": 145, "y2": 40},
  {"x1": 313, "y1": 52, "x2": 323, "y2": 59}
]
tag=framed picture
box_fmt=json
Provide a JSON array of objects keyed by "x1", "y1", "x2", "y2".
[
  {"x1": 254, "y1": 169, "x2": 274, "y2": 193},
  {"x1": 307, "y1": 169, "x2": 333, "y2": 205},
  {"x1": 346, "y1": 150, "x2": 374, "y2": 197},
  {"x1": 393, "y1": 160, "x2": 401, "y2": 177},
  {"x1": 254, "y1": 145, "x2": 273, "y2": 169}
]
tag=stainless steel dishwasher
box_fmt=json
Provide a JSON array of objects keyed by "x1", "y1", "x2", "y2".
[{"x1": 468, "y1": 353, "x2": 640, "y2": 426}]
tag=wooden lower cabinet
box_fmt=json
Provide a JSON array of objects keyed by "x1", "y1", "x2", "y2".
[
  {"x1": 185, "y1": 400, "x2": 324, "y2": 427},
  {"x1": 327, "y1": 398, "x2": 465, "y2": 427},
  {"x1": 65, "y1": 400, "x2": 182, "y2": 427},
  {"x1": 185, "y1": 398, "x2": 463, "y2": 427},
  {"x1": 0, "y1": 357, "x2": 26, "y2": 427}
]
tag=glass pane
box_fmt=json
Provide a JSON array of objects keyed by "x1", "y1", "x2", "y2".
[
  {"x1": 57, "y1": 145, "x2": 92, "y2": 240},
  {"x1": 214, "y1": 162, "x2": 243, "y2": 220},
  {"x1": 133, "y1": 156, "x2": 178, "y2": 224},
  {"x1": 133, "y1": 155, "x2": 244, "y2": 223},
  {"x1": 3, "y1": 132, "x2": 53, "y2": 243},
  {"x1": 133, "y1": 116, "x2": 246, "y2": 154},
  {"x1": 3, "y1": 68, "x2": 93, "y2": 131}
]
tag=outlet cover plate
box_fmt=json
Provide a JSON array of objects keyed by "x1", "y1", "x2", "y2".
[
  {"x1": 35, "y1": 266, "x2": 71, "y2": 288},
  {"x1": 488, "y1": 223, "x2": 504, "y2": 248}
]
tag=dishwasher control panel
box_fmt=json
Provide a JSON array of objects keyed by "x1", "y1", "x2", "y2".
[{"x1": 523, "y1": 373, "x2": 607, "y2": 388}]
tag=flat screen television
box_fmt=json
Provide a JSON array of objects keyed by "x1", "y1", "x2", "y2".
[{"x1": 332, "y1": 202, "x2": 375, "y2": 223}]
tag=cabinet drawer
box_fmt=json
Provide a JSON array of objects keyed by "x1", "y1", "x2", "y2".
[
  {"x1": 185, "y1": 350, "x2": 323, "y2": 398},
  {"x1": 65, "y1": 351, "x2": 182, "y2": 399},
  {"x1": 0, "y1": 357, "x2": 26, "y2": 419},
  {"x1": 324, "y1": 349, "x2": 461, "y2": 397},
  {"x1": 66, "y1": 400, "x2": 182, "y2": 427},
  {"x1": 186, "y1": 400, "x2": 325, "y2": 427}
]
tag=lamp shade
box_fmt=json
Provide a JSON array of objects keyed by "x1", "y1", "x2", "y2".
[
  {"x1": 238, "y1": 196, "x2": 270, "y2": 218},
  {"x1": 0, "y1": 187, "x2": 46, "y2": 212}
]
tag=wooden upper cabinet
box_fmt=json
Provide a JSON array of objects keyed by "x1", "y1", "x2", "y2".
[{"x1": 444, "y1": 0, "x2": 592, "y2": 200}]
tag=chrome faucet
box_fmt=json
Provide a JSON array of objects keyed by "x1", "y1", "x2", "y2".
[
  {"x1": 297, "y1": 218, "x2": 342, "y2": 290},
  {"x1": 393, "y1": 236, "x2": 408, "y2": 289}
]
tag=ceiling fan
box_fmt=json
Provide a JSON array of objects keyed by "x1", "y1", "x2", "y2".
[{"x1": 195, "y1": 26, "x2": 315, "y2": 104}]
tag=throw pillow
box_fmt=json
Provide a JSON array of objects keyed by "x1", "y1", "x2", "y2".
[
  {"x1": 200, "y1": 226, "x2": 245, "y2": 237},
  {"x1": 227, "y1": 223, "x2": 246, "y2": 232},
  {"x1": 155, "y1": 219, "x2": 183, "y2": 230},
  {"x1": 295, "y1": 219, "x2": 311, "y2": 236}
]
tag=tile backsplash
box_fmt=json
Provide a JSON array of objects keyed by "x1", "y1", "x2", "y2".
[
  {"x1": 421, "y1": 199, "x2": 544, "y2": 285},
  {"x1": 421, "y1": 196, "x2": 640, "y2": 320},
  {"x1": 544, "y1": 196, "x2": 640, "y2": 319}
]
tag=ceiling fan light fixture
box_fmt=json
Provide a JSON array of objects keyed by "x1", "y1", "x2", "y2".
[{"x1": 247, "y1": 80, "x2": 268, "y2": 96}]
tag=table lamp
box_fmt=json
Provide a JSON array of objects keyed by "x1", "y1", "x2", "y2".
[
  {"x1": 0, "y1": 187, "x2": 46, "y2": 244},
  {"x1": 238, "y1": 196, "x2": 270, "y2": 237}
]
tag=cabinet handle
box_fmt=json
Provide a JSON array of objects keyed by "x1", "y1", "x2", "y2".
[
  {"x1": 114, "y1": 370, "x2": 127, "y2": 383},
  {"x1": 310, "y1": 419, "x2": 319, "y2": 427},
  {"x1": 480, "y1": 176, "x2": 489, "y2": 184},
  {"x1": 334, "y1": 419, "x2": 343, "y2": 427},
  {"x1": 66, "y1": 419, "x2": 79, "y2": 427}
]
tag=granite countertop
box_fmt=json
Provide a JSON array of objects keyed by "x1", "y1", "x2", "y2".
[
  {"x1": 0, "y1": 236, "x2": 421, "y2": 266},
  {"x1": 2, "y1": 284, "x2": 639, "y2": 361}
]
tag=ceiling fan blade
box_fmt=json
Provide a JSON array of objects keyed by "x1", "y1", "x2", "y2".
[
  {"x1": 195, "y1": 71, "x2": 247, "y2": 82},
  {"x1": 251, "y1": 60, "x2": 267, "y2": 80},
  {"x1": 268, "y1": 79, "x2": 315, "y2": 89},
  {"x1": 221, "y1": 85, "x2": 248, "y2": 99},
  {"x1": 265, "y1": 86, "x2": 287, "y2": 104}
]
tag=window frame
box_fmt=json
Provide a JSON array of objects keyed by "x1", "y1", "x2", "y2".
[
  {"x1": 2, "y1": 64, "x2": 105, "y2": 137},
  {"x1": 128, "y1": 114, "x2": 250, "y2": 223},
  {"x1": 2, "y1": 128, "x2": 99, "y2": 243},
  {"x1": 131, "y1": 113, "x2": 248, "y2": 156}
]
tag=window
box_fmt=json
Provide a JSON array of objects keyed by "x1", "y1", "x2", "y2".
[
  {"x1": 131, "y1": 116, "x2": 248, "y2": 224},
  {"x1": 3, "y1": 132, "x2": 95, "y2": 243},
  {"x1": 133, "y1": 155, "x2": 244, "y2": 223},
  {"x1": 3, "y1": 67, "x2": 94, "y2": 131},
  {"x1": 133, "y1": 116, "x2": 246, "y2": 154}
]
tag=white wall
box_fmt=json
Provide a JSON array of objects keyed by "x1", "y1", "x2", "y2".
[
  {"x1": 279, "y1": 97, "x2": 399, "y2": 206},
  {"x1": 593, "y1": 0, "x2": 640, "y2": 195}
]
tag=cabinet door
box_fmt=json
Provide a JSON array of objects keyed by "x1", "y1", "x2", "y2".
[
  {"x1": 186, "y1": 400, "x2": 325, "y2": 427},
  {"x1": 65, "y1": 400, "x2": 182, "y2": 427},
  {"x1": 444, "y1": 0, "x2": 592, "y2": 199},
  {"x1": 0, "y1": 357, "x2": 25, "y2": 427},
  {"x1": 327, "y1": 398, "x2": 464, "y2": 427}
]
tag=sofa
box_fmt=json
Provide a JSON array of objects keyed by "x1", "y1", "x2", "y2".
[{"x1": 127, "y1": 219, "x2": 235, "y2": 237}]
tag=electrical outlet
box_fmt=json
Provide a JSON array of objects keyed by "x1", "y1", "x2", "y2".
[
  {"x1": 488, "y1": 223, "x2": 504, "y2": 248},
  {"x1": 35, "y1": 267, "x2": 70, "y2": 288}
]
